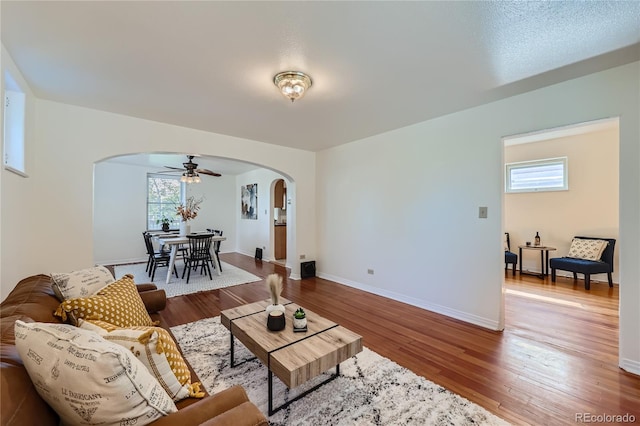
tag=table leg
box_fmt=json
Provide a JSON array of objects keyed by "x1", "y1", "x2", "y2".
[
  {"x1": 544, "y1": 250, "x2": 549, "y2": 276},
  {"x1": 519, "y1": 247, "x2": 523, "y2": 274},
  {"x1": 166, "y1": 244, "x2": 178, "y2": 285},
  {"x1": 540, "y1": 250, "x2": 544, "y2": 276},
  {"x1": 212, "y1": 241, "x2": 222, "y2": 276}
]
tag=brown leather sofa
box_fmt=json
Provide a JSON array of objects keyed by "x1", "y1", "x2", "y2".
[{"x1": 0, "y1": 274, "x2": 268, "y2": 426}]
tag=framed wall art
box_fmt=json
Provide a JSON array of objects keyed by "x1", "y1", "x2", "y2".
[{"x1": 241, "y1": 183, "x2": 258, "y2": 220}]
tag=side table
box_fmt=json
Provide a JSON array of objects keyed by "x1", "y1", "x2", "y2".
[{"x1": 518, "y1": 245, "x2": 557, "y2": 278}]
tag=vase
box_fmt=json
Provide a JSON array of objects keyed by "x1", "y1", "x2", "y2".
[
  {"x1": 267, "y1": 310, "x2": 286, "y2": 331},
  {"x1": 265, "y1": 304, "x2": 285, "y2": 314},
  {"x1": 162, "y1": 223, "x2": 170, "y2": 232},
  {"x1": 293, "y1": 317, "x2": 307, "y2": 329},
  {"x1": 179, "y1": 221, "x2": 190, "y2": 236}
]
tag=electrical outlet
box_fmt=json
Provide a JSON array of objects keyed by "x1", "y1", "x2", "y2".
[
  {"x1": 479, "y1": 206, "x2": 488, "y2": 219},
  {"x1": 262, "y1": 246, "x2": 266, "y2": 250},
  {"x1": 367, "y1": 269, "x2": 374, "y2": 275},
  {"x1": 300, "y1": 254, "x2": 306, "y2": 260}
]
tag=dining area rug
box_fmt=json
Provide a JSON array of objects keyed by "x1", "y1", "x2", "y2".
[
  {"x1": 113, "y1": 262, "x2": 262, "y2": 298},
  {"x1": 171, "y1": 316, "x2": 510, "y2": 426}
]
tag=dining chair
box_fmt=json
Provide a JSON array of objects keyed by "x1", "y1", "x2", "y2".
[
  {"x1": 143, "y1": 232, "x2": 178, "y2": 281},
  {"x1": 182, "y1": 234, "x2": 214, "y2": 283}
]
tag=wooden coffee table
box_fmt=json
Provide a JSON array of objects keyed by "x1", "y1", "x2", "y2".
[{"x1": 221, "y1": 298, "x2": 363, "y2": 415}]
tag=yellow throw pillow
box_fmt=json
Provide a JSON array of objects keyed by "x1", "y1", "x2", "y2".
[
  {"x1": 55, "y1": 274, "x2": 154, "y2": 327},
  {"x1": 80, "y1": 319, "x2": 204, "y2": 402}
]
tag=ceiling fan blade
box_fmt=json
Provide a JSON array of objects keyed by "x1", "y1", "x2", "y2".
[
  {"x1": 163, "y1": 166, "x2": 184, "y2": 171},
  {"x1": 155, "y1": 170, "x2": 181, "y2": 174},
  {"x1": 197, "y1": 169, "x2": 222, "y2": 177}
]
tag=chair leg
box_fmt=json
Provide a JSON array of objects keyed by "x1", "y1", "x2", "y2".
[
  {"x1": 182, "y1": 260, "x2": 189, "y2": 279},
  {"x1": 204, "y1": 260, "x2": 213, "y2": 280},
  {"x1": 584, "y1": 274, "x2": 590, "y2": 290},
  {"x1": 551, "y1": 268, "x2": 556, "y2": 282},
  {"x1": 185, "y1": 260, "x2": 193, "y2": 284},
  {"x1": 216, "y1": 252, "x2": 222, "y2": 272},
  {"x1": 512, "y1": 263, "x2": 516, "y2": 276},
  {"x1": 572, "y1": 272, "x2": 578, "y2": 280},
  {"x1": 151, "y1": 264, "x2": 157, "y2": 281},
  {"x1": 607, "y1": 272, "x2": 613, "y2": 287}
]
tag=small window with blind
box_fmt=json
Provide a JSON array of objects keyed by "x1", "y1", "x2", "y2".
[
  {"x1": 3, "y1": 71, "x2": 27, "y2": 176},
  {"x1": 505, "y1": 157, "x2": 568, "y2": 193}
]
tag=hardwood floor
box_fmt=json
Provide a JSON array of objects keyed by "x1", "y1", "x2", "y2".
[{"x1": 160, "y1": 253, "x2": 640, "y2": 425}]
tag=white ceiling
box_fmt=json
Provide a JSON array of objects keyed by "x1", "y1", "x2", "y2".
[{"x1": 2, "y1": 1, "x2": 639, "y2": 156}]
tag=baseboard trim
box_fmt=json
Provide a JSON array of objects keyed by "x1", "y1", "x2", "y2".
[
  {"x1": 620, "y1": 358, "x2": 640, "y2": 376},
  {"x1": 317, "y1": 272, "x2": 502, "y2": 331},
  {"x1": 100, "y1": 256, "x2": 147, "y2": 267}
]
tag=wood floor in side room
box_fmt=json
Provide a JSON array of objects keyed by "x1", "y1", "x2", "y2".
[{"x1": 155, "y1": 253, "x2": 639, "y2": 426}]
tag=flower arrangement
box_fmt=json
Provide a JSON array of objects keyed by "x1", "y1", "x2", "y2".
[{"x1": 176, "y1": 196, "x2": 203, "y2": 222}]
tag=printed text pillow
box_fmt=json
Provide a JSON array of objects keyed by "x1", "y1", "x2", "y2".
[
  {"x1": 14, "y1": 320, "x2": 177, "y2": 426},
  {"x1": 51, "y1": 265, "x2": 115, "y2": 301}
]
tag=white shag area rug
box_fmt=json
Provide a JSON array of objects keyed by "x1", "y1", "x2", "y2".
[
  {"x1": 171, "y1": 317, "x2": 510, "y2": 426},
  {"x1": 114, "y1": 262, "x2": 261, "y2": 298}
]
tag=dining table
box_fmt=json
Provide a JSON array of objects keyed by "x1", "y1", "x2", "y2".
[{"x1": 155, "y1": 233, "x2": 226, "y2": 285}]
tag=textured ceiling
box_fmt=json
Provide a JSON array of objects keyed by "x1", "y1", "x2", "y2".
[{"x1": 2, "y1": 1, "x2": 639, "y2": 153}]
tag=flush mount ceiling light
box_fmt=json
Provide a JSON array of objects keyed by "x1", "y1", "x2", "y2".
[{"x1": 273, "y1": 71, "x2": 312, "y2": 102}]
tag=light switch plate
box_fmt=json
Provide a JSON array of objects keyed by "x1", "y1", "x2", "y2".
[{"x1": 479, "y1": 206, "x2": 488, "y2": 218}]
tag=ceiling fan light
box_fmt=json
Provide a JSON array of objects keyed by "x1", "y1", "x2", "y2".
[{"x1": 274, "y1": 71, "x2": 312, "y2": 102}]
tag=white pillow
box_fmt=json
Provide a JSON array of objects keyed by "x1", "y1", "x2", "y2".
[
  {"x1": 567, "y1": 238, "x2": 608, "y2": 261},
  {"x1": 14, "y1": 320, "x2": 177, "y2": 426},
  {"x1": 51, "y1": 265, "x2": 115, "y2": 301},
  {"x1": 79, "y1": 319, "x2": 204, "y2": 402}
]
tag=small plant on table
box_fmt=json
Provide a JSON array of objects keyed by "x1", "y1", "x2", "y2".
[{"x1": 293, "y1": 307, "x2": 307, "y2": 330}]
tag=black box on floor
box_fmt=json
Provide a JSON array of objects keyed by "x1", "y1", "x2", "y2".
[
  {"x1": 255, "y1": 248, "x2": 263, "y2": 260},
  {"x1": 301, "y1": 261, "x2": 316, "y2": 279}
]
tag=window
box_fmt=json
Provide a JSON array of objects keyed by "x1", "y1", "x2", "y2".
[
  {"x1": 147, "y1": 174, "x2": 183, "y2": 229},
  {"x1": 505, "y1": 157, "x2": 568, "y2": 193},
  {"x1": 3, "y1": 72, "x2": 26, "y2": 175}
]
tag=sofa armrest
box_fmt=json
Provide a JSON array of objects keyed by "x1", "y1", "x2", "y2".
[
  {"x1": 137, "y1": 288, "x2": 166, "y2": 313},
  {"x1": 136, "y1": 283, "x2": 158, "y2": 292},
  {"x1": 148, "y1": 386, "x2": 266, "y2": 426},
  {"x1": 198, "y1": 401, "x2": 268, "y2": 426}
]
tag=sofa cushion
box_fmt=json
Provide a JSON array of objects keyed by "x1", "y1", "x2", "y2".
[
  {"x1": 79, "y1": 319, "x2": 204, "y2": 402},
  {"x1": 567, "y1": 238, "x2": 608, "y2": 261},
  {"x1": 54, "y1": 274, "x2": 154, "y2": 327},
  {"x1": 51, "y1": 265, "x2": 115, "y2": 301},
  {"x1": 14, "y1": 320, "x2": 177, "y2": 426}
]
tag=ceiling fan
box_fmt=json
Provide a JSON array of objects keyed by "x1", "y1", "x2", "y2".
[{"x1": 157, "y1": 155, "x2": 221, "y2": 183}]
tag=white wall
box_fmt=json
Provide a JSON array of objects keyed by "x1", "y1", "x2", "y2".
[
  {"x1": 317, "y1": 62, "x2": 639, "y2": 374},
  {"x1": 93, "y1": 160, "x2": 238, "y2": 265},
  {"x1": 0, "y1": 46, "x2": 38, "y2": 296},
  {"x1": 234, "y1": 169, "x2": 292, "y2": 264},
  {"x1": 0, "y1": 97, "x2": 316, "y2": 296},
  {"x1": 505, "y1": 127, "x2": 619, "y2": 281}
]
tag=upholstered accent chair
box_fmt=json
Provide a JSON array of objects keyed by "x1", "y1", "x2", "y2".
[
  {"x1": 549, "y1": 236, "x2": 615, "y2": 290},
  {"x1": 505, "y1": 233, "x2": 518, "y2": 276}
]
